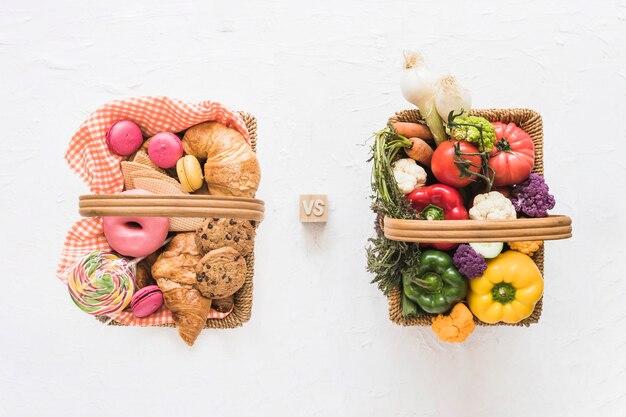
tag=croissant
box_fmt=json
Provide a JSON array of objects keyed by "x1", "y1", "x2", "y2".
[
  {"x1": 182, "y1": 122, "x2": 260, "y2": 197},
  {"x1": 151, "y1": 233, "x2": 211, "y2": 346},
  {"x1": 161, "y1": 285, "x2": 211, "y2": 346}
]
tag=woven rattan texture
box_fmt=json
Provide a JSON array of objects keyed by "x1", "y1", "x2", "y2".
[
  {"x1": 385, "y1": 109, "x2": 544, "y2": 327},
  {"x1": 105, "y1": 111, "x2": 258, "y2": 329}
]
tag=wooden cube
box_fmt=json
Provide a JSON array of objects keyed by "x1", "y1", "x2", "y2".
[{"x1": 299, "y1": 194, "x2": 328, "y2": 223}]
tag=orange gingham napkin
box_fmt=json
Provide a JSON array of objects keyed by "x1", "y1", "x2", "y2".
[{"x1": 58, "y1": 96, "x2": 249, "y2": 325}]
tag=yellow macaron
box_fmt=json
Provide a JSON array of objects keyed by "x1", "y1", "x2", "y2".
[{"x1": 176, "y1": 155, "x2": 204, "y2": 192}]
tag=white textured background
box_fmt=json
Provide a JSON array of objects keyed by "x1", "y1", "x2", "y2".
[{"x1": 1, "y1": 1, "x2": 625, "y2": 416}]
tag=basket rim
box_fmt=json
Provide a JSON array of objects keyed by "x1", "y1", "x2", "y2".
[{"x1": 389, "y1": 107, "x2": 543, "y2": 122}]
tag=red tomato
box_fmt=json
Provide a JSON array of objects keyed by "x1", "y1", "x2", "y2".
[
  {"x1": 431, "y1": 140, "x2": 481, "y2": 188},
  {"x1": 492, "y1": 185, "x2": 512, "y2": 198},
  {"x1": 488, "y1": 122, "x2": 535, "y2": 186}
]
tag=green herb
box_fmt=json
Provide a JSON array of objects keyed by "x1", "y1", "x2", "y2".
[
  {"x1": 366, "y1": 126, "x2": 421, "y2": 297},
  {"x1": 367, "y1": 235, "x2": 410, "y2": 294},
  {"x1": 368, "y1": 127, "x2": 416, "y2": 220}
]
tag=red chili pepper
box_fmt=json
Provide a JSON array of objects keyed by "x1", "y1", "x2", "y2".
[{"x1": 406, "y1": 184, "x2": 468, "y2": 251}]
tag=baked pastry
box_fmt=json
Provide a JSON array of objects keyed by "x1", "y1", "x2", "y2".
[
  {"x1": 211, "y1": 295, "x2": 235, "y2": 313},
  {"x1": 194, "y1": 247, "x2": 246, "y2": 299},
  {"x1": 152, "y1": 233, "x2": 201, "y2": 285},
  {"x1": 182, "y1": 122, "x2": 260, "y2": 197},
  {"x1": 160, "y1": 285, "x2": 211, "y2": 346},
  {"x1": 195, "y1": 218, "x2": 255, "y2": 257},
  {"x1": 134, "y1": 250, "x2": 162, "y2": 289},
  {"x1": 151, "y1": 233, "x2": 211, "y2": 346},
  {"x1": 134, "y1": 262, "x2": 153, "y2": 289}
]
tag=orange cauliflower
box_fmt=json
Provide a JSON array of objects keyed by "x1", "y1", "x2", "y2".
[
  {"x1": 508, "y1": 240, "x2": 543, "y2": 257},
  {"x1": 431, "y1": 303, "x2": 475, "y2": 343}
]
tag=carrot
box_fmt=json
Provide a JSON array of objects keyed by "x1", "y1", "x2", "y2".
[
  {"x1": 405, "y1": 137, "x2": 434, "y2": 167},
  {"x1": 393, "y1": 122, "x2": 433, "y2": 142}
]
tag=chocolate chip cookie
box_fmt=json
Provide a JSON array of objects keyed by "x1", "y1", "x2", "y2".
[
  {"x1": 194, "y1": 247, "x2": 246, "y2": 299},
  {"x1": 195, "y1": 218, "x2": 255, "y2": 257}
]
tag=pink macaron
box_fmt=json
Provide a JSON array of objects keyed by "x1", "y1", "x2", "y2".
[
  {"x1": 147, "y1": 132, "x2": 183, "y2": 168},
  {"x1": 130, "y1": 285, "x2": 164, "y2": 318},
  {"x1": 106, "y1": 120, "x2": 144, "y2": 156}
]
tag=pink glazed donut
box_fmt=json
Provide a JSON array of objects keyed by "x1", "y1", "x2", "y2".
[{"x1": 102, "y1": 190, "x2": 169, "y2": 258}]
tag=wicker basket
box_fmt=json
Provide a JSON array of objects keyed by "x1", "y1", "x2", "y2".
[
  {"x1": 85, "y1": 112, "x2": 263, "y2": 329},
  {"x1": 383, "y1": 108, "x2": 572, "y2": 327}
]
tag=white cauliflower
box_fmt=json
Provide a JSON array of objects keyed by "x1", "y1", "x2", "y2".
[
  {"x1": 469, "y1": 191, "x2": 517, "y2": 220},
  {"x1": 392, "y1": 158, "x2": 427, "y2": 194}
]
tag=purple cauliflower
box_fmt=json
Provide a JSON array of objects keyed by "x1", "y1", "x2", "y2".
[
  {"x1": 453, "y1": 244, "x2": 487, "y2": 279},
  {"x1": 510, "y1": 173, "x2": 556, "y2": 218}
]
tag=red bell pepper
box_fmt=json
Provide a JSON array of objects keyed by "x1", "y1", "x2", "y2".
[{"x1": 406, "y1": 184, "x2": 468, "y2": 251}]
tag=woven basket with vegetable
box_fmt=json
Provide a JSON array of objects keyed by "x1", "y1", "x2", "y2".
[{"x1": 366, "y1": 53, "x2": 572, "y2": 343}]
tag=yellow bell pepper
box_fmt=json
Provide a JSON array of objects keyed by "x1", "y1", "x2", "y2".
[{"x1": 467, "y1": 251, "x2": 543, "y2": 324}]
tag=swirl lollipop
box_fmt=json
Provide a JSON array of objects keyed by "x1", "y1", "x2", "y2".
[{"x1": 67, "y1": 251, "x2": 135, "y2": 316}]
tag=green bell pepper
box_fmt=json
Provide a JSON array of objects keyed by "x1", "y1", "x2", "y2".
[{"x1": 402, "y1": 250, "x2": 468, "y2": 314}]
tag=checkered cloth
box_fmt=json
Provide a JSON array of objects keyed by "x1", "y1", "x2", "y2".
[{"x1": 58, "y1": 96, "x2": 249, "y2": 325}]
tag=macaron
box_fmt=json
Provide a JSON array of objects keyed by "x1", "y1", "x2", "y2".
[
  {"x1": 130, "y1": 285, "x2": 164, "y2": 318},
  {"x1": 176, "y1": 155, "x2": 204, "y2": 192},
  {"x1": 106, "y1": 120, "x2": 144, "y2": 156},
  {"x1": 147, "y1": 132, "x2": 183, "y2": 169}
]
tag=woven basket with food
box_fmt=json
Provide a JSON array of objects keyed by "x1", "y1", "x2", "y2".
[
  {"x1": 58, "y1": 96, "x2": 263, "y2": 346},
  {"x1": 366, "y1": 52, "x2": 572, "y2": 343}
]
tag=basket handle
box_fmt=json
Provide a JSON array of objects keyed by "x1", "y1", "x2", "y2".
[
  {"x1": 79, "y1": 194, "x2": 265, "y2": 223},
  {"x1": 383, "y1": 215, "x2": 572, "y2": 243}
]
